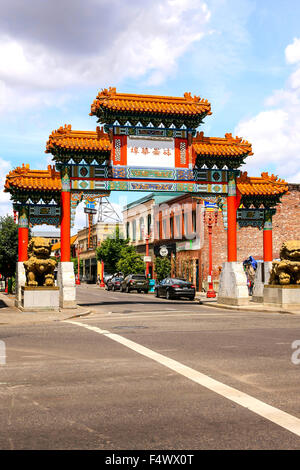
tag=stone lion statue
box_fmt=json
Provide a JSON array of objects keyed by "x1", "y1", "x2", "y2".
[
  {"x1": 24, "y1": 237, "x2": 57, "y2": 287},
  {"x1": 269, "y1": 240, "x2": 300, "y2": 285}
]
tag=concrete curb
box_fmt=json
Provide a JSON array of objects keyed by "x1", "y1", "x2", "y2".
[
  {"x1": 0, "y1": 292, "x2": 93, "y2": 325},
  {"x1": 195, "y1": 297, "x2": 300, "y2": 315}
]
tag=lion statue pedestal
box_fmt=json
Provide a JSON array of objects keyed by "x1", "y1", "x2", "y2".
[
  {"x1": 263, "y1": 240, "x2": 300, "y2": 308},
  {"x1": 20, "y1": 237, "x2": 59, "y2": 311}
]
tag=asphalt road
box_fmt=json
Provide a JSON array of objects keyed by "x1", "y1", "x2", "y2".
[{"x1": 0, "y1": 285, "x2": 300, "y2": 450}]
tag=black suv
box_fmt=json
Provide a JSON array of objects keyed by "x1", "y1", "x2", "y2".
[
  {"x1": 155, "y1": 278, "x2": 195, "y2": 300},
  {"x1": 120, "y1": 274, "x2": 149, "y2": 293}
]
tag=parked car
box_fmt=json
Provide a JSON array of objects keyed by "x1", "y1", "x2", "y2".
[
  {"x1": 120, "y1": 274, "x2": 149, "y2": 293},
  {"x1": 155, "y1": 278, "x2": 195, "y2": 300},
  {"x1": 104, "y1": 273, "x2": 113, "y2": 285},
  {"x1": 106, "y1": 276, "x2": 124, "y2": 291}
]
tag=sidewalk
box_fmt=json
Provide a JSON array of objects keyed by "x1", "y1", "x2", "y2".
[
  {"x1": 0, "y1": 292, "x2": 91, "y2": 326},
  {"x1": 195, "y1": 293, "x2": 300, "y2": 315}
]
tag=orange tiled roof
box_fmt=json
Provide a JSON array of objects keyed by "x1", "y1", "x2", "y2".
[
  {"x1": 237, "y1": 172, "x2": 288, "y2": 196},
  {"x1": 46, "y1": 124, "x2": 111, "y2": 154},
  {"x1": 193, "y1": 132, "x2": 253, "y2": 157},
  {"x1": 90, "y1": 87, "x2": 212, "y2": 117},
  {"x1": 52, "y1": 234, "x2": 77, "y2": 251},
  {"x1": 4, "y1": 164, "x2": 61, "y2": 192}
]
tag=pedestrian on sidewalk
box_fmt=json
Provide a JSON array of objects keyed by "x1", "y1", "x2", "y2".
[{"x1": 243, "y1": 257, "x2": 257, "y2": 296}]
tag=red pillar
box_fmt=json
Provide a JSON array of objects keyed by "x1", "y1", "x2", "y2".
[
  {"x1": 18, "y1": 228, "x2": 29, "y2": 261},
  {"x1": 60, "y1": 167, "x2": 71, "y2": 263},
  {"x1": 18, "y1": 207, "x2": 29, "y2": 262},
  {"x1": 263, "y1": 210, "x2": 273, "y2": 262},
  {"x1": 100, "y1": 261, "x2": 105, "y2": 287},
  {"x1": 60, "y1": 191, "x2": 71, "y2": 262},
  {"x1": 227, "y1": 172, "x2": 237, "y2": 262}
]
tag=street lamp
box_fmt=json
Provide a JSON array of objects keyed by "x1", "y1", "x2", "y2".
[
  {"x1": 145, "y1": 234, "x2": 150, "y2": 276},
  {"x1": 142, "y1": 226, "x2": 152, "y2": 278},
  {"x1": 204, "y1": 206, "x2": 218, "y2": 298},
  {"x1": 76, "y1": 245, "x2": 81, "y2": 285}
]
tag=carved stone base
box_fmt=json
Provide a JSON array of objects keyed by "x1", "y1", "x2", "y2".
[
  {"x1": 57, "y1": 262, "x2": 77, "y2": 309},
  {"x1": 15, "y1": 262, "x2": 26, "y2": 308},
  {"x1": 252, "y1": 261, "x2": 272, "y2": 303},
  {"x1": 218, "y1": 262, "x2": 249, "y2": 306},
  {"x1": 263, "y1": 285, "x2": 300, "y2": 308},
  {"x1": 20, "y1": 286, "x2": 59, "y2": 311}
]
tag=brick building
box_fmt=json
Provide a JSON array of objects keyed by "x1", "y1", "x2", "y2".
[
  {"x1": 206, "y1": 183, "x2": 300, "y2": 282},
  {"x1": 123, "y1": 183, "x2": 299, "y2": 292}
]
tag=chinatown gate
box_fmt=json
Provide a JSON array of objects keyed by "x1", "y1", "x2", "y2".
[{"x1": 4, "y1": 88, "x2": 288, "y2": 308}]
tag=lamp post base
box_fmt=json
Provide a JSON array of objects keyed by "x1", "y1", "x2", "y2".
[{"x1": 206, "y1": 287, "x2": 216, "y2": 298}]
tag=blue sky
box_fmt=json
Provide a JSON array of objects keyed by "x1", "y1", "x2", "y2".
[{"x1": 1, "y1": 0, "x2": 300, "y2": 231}]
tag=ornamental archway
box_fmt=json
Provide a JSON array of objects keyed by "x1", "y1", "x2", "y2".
[{"x1": 4, "y1": 88, "x2": 288, "y2": 308}]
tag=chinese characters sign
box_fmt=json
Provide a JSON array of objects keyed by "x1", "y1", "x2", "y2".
[{"x1": 127, "y1": 137, "x2": 175, "y2": 168}]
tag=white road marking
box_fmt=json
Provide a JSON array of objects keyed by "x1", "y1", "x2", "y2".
[{"x1": 66, "y1": 320, "x2": 300, "y2": 438}]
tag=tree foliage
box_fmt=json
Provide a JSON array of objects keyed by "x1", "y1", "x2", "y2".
[
  {"x1": 0, "y1": 216, "x2": 18, "y2": 277},
  {"x1": 71, "y1": 257, "x2": 83, "y2": 276},
  {"x1": 96, "y1": 226, "x2": 129, "y2": 274},
  {"x1": 155, "y1": 256, "x2": 171, "y2": 282},
  {"x1": 116, "y1": 245, "x2": 145, "y2": 278}
]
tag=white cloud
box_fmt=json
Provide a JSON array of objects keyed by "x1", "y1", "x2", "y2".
[
  {"x1": 235, "y1": 38, "x2": 300, "y2": 183},
  {"x1": 0, "y1": 157, "x2": 13, "y2": 217},
  {"x1": 0, "y1": 0, "x2": 210, "y2": 114},
  {"x1": 285, "y1": 37, "x2": 300, "y2": 64}
]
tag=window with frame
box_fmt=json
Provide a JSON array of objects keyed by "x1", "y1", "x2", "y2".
[{"x1": 132, "y1": 220, "x2": 136, "y2": 241}]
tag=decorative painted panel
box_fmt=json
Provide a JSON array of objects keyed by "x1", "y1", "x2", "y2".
[
  {"x1": 113, "y1": 125, "x2": 187, "y2": 139},
  {"x1": 18, "y1": 206, "x2": 29, "y2": 228},
  {"x1": 70, "y1": 178, "x2": 227, "y2": 194},
  {"x1": 29, "y1": 206, "x2": 60, "y2": 217},
  {"x1": 24, "y1": 204, "x2": 62, "y2": 227},
  {"x1": 30, "y1": 216, "x2": 60, "y2": 227},
  {"x1": 180, "y1": 142, "x2": 186, "y2": 165},
  {"x1": 127, "y1": 136, "x2": 175, "y2": 168},
  {"x1": 114, "y1": 138, "x2": 121, "y2": 162},
  {"x1": 228, "y1": 171, "x2": 236, "y2": 196},
  {"x1": 61, "y1": 166, "x2": 71, "y2": 192},
  {"x1": 236, "y1": 208, "x2": 270, "y2": 230},
  {"x1": 128, "y1": 168, "x2": 175, "y2": 180}
]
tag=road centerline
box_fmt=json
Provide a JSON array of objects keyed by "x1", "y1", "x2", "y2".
[{"x1": 65, "y1": 320, "x2": 300, "y2": 439}]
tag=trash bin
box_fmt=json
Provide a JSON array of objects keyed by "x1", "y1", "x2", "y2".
[{"x1": 149, "y1": 279, "x2": 155, "y2": 293}]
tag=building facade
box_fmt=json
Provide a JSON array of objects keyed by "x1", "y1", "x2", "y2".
[
  {"x1": 123, "y1": 183, "x2": 300, "y2": 291},
  {"x1": 32, "y1": 230, "x2": 60, "y2": 245},
  {"x1": 77, "y1": 222, "x2": 122, "y2": 282}
]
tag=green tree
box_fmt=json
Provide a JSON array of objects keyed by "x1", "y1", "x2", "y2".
[
  {"x1": 116, "y1": 245, "x2": 145, "y2": 277},
  {"x1": 71, "y1": 257, "x2": 83, "y2": 276},
  {"x1": 96, "y1": 226, "x2": 129, "y2": 274},
  {"x1": 155, "y1": 256, "x2": 171, "y2": 282},
  {"x1": 0, "y1": 215, "x2": 18, "y2": 278}
]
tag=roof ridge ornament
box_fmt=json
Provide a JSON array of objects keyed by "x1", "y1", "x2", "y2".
[
  {"x1": 261, "y1": 172, "x2": 287, "y2": 185},
  {"x1": 96, "y1": 126, "x2": 107, "y2": 139},
  {"x1": 238, "y1": 171, "x2": 250, "y2": 182},
  {"x1": 184, "y1": 92, "x2": 199, "y2": 103}
]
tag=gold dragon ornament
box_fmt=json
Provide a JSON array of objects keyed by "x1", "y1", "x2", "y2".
[{"x1": 269, "y1": 241, "x2": 300, "y2": 285}]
